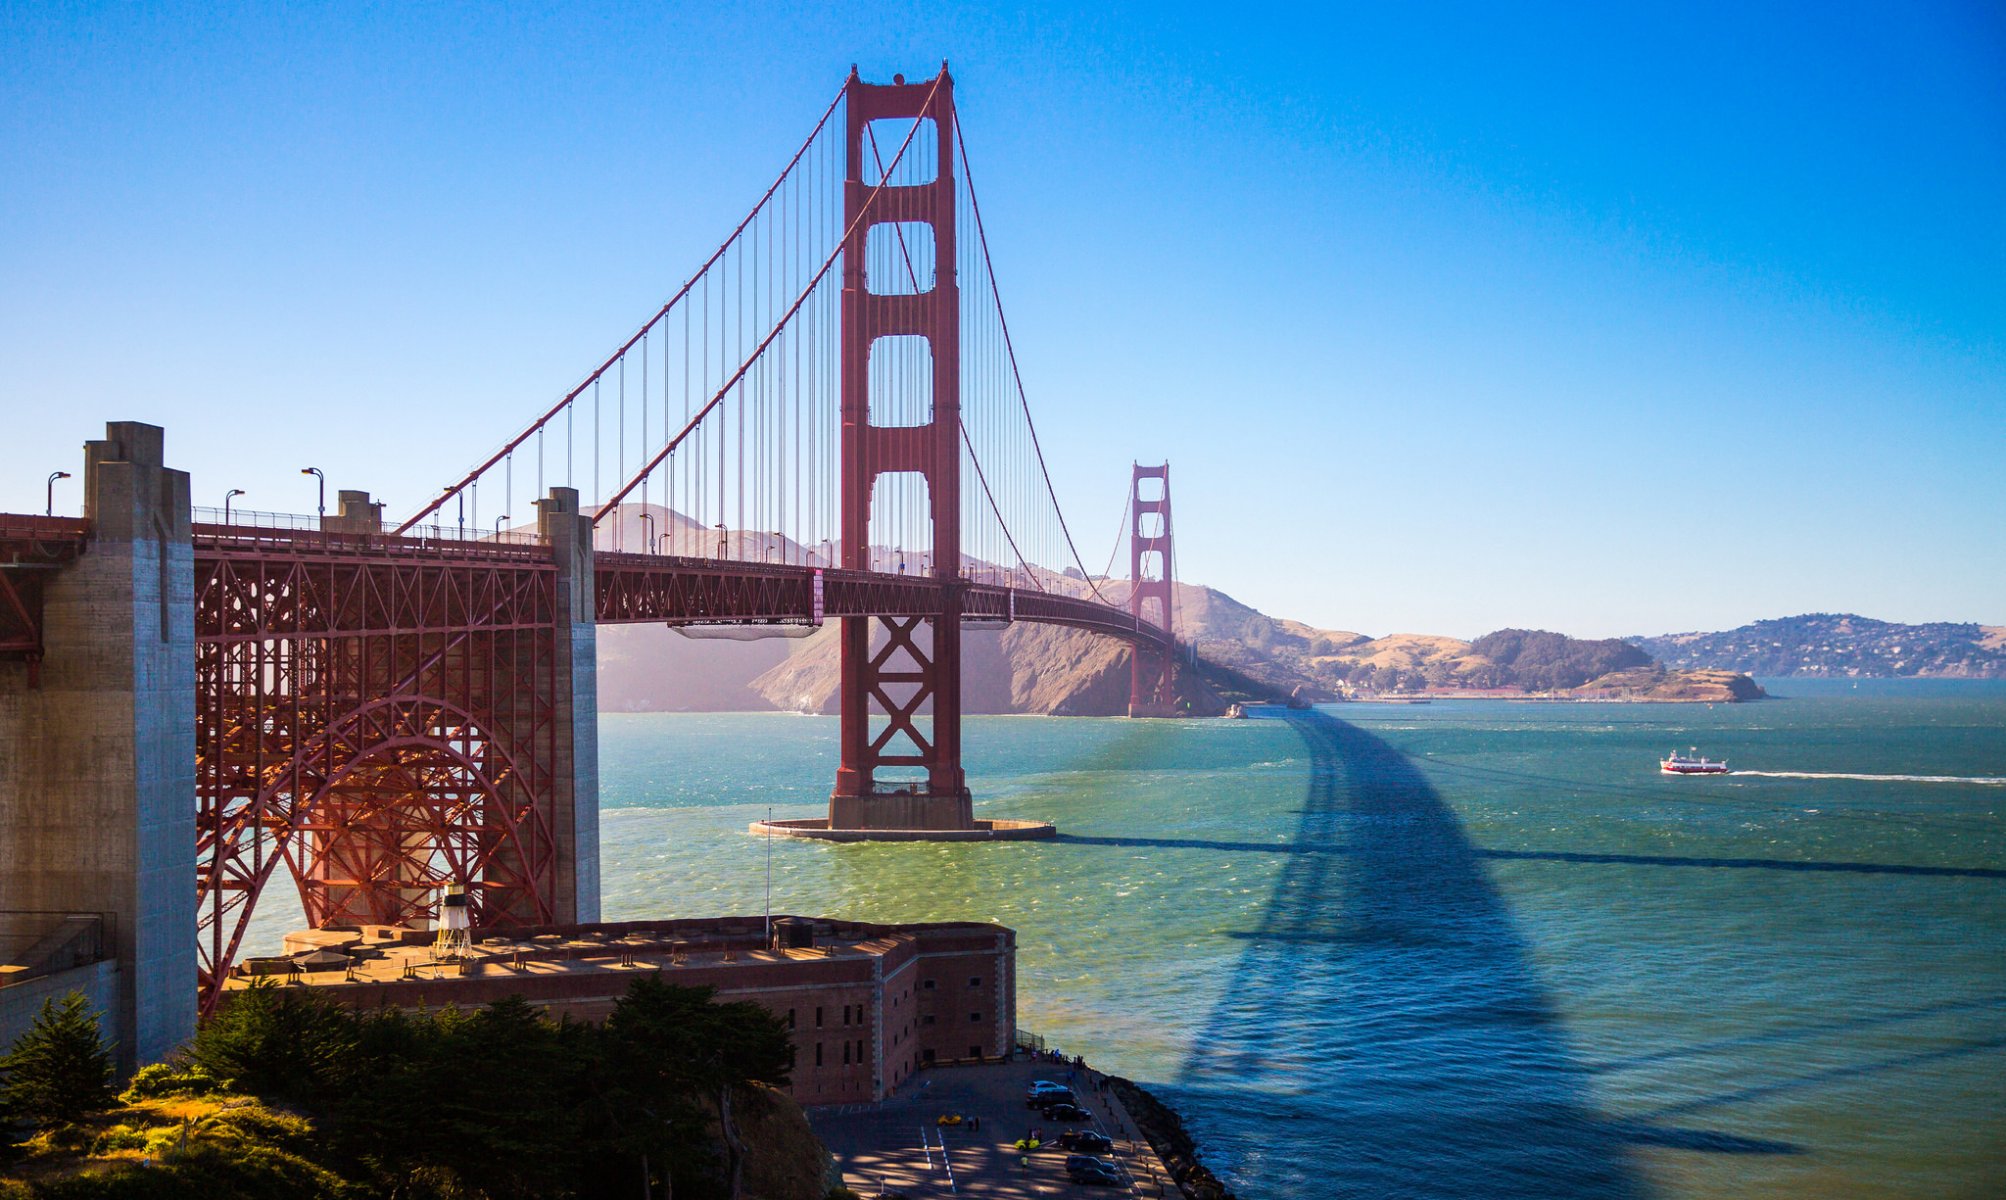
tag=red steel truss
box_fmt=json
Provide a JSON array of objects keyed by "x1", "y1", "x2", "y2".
[{"x1": 193, "y1": 525, "x2": 561, "y2": 1010}]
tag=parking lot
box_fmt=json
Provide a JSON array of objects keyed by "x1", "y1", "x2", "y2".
[{"x1": 809, "y1": 1056, "x2": 1177, "y2": 1198}]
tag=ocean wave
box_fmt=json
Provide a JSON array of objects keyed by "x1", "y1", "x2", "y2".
[{"x1": 1731, "y1": 770, "x2": 2006, "y2": 785}]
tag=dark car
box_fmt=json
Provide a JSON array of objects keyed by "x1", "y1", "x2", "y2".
[
  {"x1": 1069, "y1": 1160, "x2": 1123, "y2": 1187},
  {"x1": 1059, "y1": 1130, "x2": 1113, "y2": 1153},
  {"x1": 1041, "y1": 1102, "x2": 1091, "y2": 1122},
  {"x1": 1026, "y1": 1085, "x2": 1075, "y2": 1108}
]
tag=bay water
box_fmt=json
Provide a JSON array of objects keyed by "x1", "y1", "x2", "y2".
[
  {"x1": 240, "y1": 679, "x2": 2004, "y2": 1196},
  {"x1": 597, "y1": 680, "x2": 2004, "y2": 1199}
]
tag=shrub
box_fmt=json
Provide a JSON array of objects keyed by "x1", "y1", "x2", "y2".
[{"x1": 120, "y1": 1062, "x2": 217, "y2": 1102}]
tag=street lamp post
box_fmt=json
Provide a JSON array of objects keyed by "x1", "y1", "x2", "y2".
[
  {"x1": 300, "y1": 467, "x2": 325, "y2": 524},
  {"x1": 223, "y1": 488, "x2": 246, "y2": 523},
  {"x1": 44, "y1": 471, "x2": 70, "y2": 516},
  {"x1": 714, "y1": 522, "x2": 728, "y2": 559},
  {"x1": 494, "y1": 514, "x2": 510, "y2": 540},
  {"x1": 639, "y1": 512, "x2": 655, "y2": 555}
]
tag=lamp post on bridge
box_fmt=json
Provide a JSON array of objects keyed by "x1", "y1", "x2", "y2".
[
  {"x1": 300, "y1": 467, "x2": 325, "y2": 525},
  {"x1": 714, "y1": 522, "x2": 728, "y2": 559},
  {"x1": 223, "y1": 488, "x2": 246, "y2": 524},
  {"x1": 639, "y1": 511, "x2": 655, "y2": 555},
  {"x1": 44, "y1": 470, "x2": 70, "y2": 516},
  {"x1": 494, "y1": 514, "x2": 510, "y2": 541}
]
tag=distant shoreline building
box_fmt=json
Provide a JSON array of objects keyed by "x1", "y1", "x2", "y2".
[{"x1": 228, "y1": 915, "x2": 1018, "y2": 1105}]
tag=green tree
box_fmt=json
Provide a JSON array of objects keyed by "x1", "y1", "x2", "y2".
[
  {"x1": 0, "y1": 990, "x2": 117, "y2": 1129},
  {"x1": 330, "y1": 997, "x2": 593, "y2": 1200},
  {"x1": 187, "y1": 979, "x2": 357, "y2": 1105},
  {"x1": 603, "y1": 977, "x2": 793, "y2": 1200}
]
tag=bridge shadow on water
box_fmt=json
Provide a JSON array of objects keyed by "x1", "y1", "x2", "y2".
[{"x1": 1159, "y1": 711, "x2": 1795, "y2": 1199}]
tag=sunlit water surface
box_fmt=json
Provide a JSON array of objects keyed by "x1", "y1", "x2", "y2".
[{"x1": 252, "y1": 680, "x2": 2006, "y2": 1198}]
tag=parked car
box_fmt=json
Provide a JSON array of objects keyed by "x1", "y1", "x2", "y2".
[
  {"x1": 1069, "y1": 1160, "x2": 1124, "y2": 1187},
  {"x1": 1064, "y1": 1154, "x2": 1107, "y2": 1172},
  {"x1": 1041, "y1": 1102, "x2": 1091, "y2": 1122},
  {"x1": 1059, "y1": 1130, "x2": 1113, "y2": 1153},
  {"x1": 1025, "y1": 1083, "x2": 1075, "y2": 1108}
]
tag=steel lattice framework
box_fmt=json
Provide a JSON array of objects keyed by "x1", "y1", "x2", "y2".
[{"x1": 193, "y1": 526, "x2": 561, "y2": 1007}]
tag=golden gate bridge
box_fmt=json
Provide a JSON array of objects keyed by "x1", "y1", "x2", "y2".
[{"x1": 0, "y1": 66, "x2": 1181, "y2": 1028}]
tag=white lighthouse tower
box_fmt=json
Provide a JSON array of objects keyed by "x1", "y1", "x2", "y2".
[{"x1": 433, "y1": 883, "x2": 472, "y2": 960}]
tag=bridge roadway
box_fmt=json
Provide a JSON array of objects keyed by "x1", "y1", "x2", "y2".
[{"x1": 181, "y1": 518, "x2": 1170, "y2": 650}]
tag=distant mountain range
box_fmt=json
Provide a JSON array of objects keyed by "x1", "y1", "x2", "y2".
[{"x1": 1629, "y1": 613, "x2": 2006, "y2": 679}]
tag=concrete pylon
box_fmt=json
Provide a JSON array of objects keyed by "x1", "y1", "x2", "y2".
[
  {"x1": 538, "y1": 487, "x2": 600, "y2": 922},
  {"x1": 0, "y1": 422, "x2": 196, "y2": 1070}
]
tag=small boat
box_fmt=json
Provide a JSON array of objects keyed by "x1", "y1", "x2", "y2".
[{"x1": 1661, "y1": 748, "x2": 1728, "y2": 775}]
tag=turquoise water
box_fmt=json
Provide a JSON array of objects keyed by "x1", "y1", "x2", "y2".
[{"x1": 598, "y1": 682, "x2": 2003, "y2": 1197}]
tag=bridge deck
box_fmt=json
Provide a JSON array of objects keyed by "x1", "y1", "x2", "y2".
[{"x1": 181, "y1": 526, "x2": 1171, "y2": 652}]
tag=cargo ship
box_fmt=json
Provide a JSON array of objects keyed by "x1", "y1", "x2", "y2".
[{"x1": 1660, "y1": 749, "x2": 1729, "y2": 775}]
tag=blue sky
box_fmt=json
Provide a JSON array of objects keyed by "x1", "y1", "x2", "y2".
[{"x1": 3, "y1": 2, "x2": 2001, "y2": 638}]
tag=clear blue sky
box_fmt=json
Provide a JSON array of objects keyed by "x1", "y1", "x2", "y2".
[{"x1": 4, "y1": 2, "x2": 2001, "y2": 638}]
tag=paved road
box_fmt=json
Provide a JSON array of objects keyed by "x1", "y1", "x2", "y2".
[{"x1": 809, "y1": 1057, "x2": 1177, "y2": 1199}]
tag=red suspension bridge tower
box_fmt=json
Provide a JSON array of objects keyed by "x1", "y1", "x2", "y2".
[
  {"x1": 1128, "y1": 462, "x2": 1181, "y2": 717},
  {"x1": 831, "y1": 69, "x2": 972, "y2": 831}
]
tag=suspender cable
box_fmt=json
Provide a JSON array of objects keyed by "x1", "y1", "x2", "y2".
[
  {"x1": 954, "y1": 118, "x2": 1115, "y2": 606},
  {"x1": 398, "y1": 82, "x2": 847, "y2": 533},
  {"x1": 595, "y1": 74, "x2": 946, "y2": 523}
]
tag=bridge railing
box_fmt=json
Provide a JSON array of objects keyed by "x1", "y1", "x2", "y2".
[{"x1": 193, "y1": 507, "x2": 547, "y2": 547}]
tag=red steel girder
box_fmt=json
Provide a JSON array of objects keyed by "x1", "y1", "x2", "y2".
[{"x1": 193, "y1": 532, "x2": 560, "y2": 1012}]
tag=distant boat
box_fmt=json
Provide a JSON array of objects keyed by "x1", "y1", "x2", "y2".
[{"x1": 1661, "y1": 748, "x2": 1729, "y2": 775}]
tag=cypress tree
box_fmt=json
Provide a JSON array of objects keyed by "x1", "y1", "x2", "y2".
[{"x1": 0, "y1": 990, "x2": 117, "y2": 1129}]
